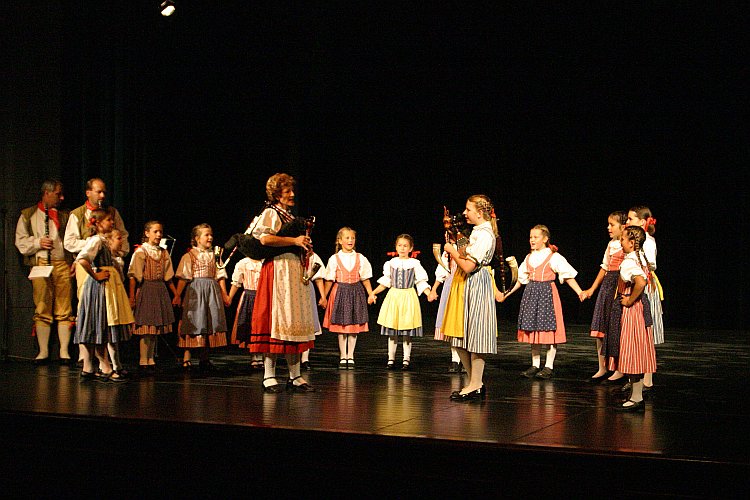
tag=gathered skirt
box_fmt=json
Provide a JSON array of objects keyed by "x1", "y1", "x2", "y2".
[
  {"x1": 443, "y1": 267, "x2": 497, "y2": 354},
  {"x1": 517, "y1": 280, "x2": 566, "y2": 345},
  {"x1": 134, "y1": 279, "x2": 175, "y2": 335},
  {"x1": 74, "y1": 266, "x2": 134, "y2": 345},
  {"x1": 378, "y1": 287, "x2": 423, "y2": 337},
  {"x1": 231, "y1": 289, "x2": 256, "y2": 346},
  {"x1": 433, "y1": 272, "x2": 454, "y2": 341},
  {"x1": 324, "y1": 282, "x2": 368, "y2": 334},
  {"x1": 589, "y1": 271, "x2": 618, "y2": 338},
  {"x1": 178, "y1": 277, "x2": 227, "y2": 348}
]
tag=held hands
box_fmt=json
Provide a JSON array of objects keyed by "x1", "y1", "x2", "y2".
[
  {"x1": 619, "y1": 294, "x2": 634, "y2": 307},
  {"x1": 172, "y1": 295, "x2": 181, "y2": 307},
  {"x1": 368, "y1": 292, "x2": 378, "y2": 305},
  {"x1": 579, "y1": 289, "x2": 593, "y2": 302},
  {"x1": 494, "y1": 289, "x2": 506, "y2": 303},
  {"x1": 129, "y1": 295, "x2": 136, "y2": 309},
  {"x1": 318, "y1": 296, "x2": 328, "y2": 309},
  {"x1": 427, "y1": 289, "x2": 438, "y2": 302}
]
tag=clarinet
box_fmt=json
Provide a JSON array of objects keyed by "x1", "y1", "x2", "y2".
[{"x1": 43, "y1": 204, "x2": 51, "y2": 265}]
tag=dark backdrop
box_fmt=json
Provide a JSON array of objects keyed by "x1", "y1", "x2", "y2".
[{"x1": 14, "y1": 2, "x2": 748, "y2": 329}]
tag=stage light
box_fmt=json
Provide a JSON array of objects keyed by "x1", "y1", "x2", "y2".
[{"x1": 160, "y1": 0, "x2": 175, "y2": 16}]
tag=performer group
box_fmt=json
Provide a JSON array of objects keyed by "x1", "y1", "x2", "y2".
[{"x1": 15, "y1": 173, "x2": 663, "y2": 411}]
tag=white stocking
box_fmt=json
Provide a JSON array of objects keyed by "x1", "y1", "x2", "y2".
[
  {"x1": 402, "y1": 338, "x2": 412, "y2": 361},
  {"x1": 57, "y1": 322, "x2": 72, "y2": 360},
  {"x1": 35, "y1": 323, "x2": 51, "y2": 360},
  {"x1": 387, "y1": 337, "x2": 398, "y2": 361},
  {"x1": 545, "y1": 344, "x2": 557, "y2": 369},
  {"x1": 263, "y1": 354, "x2": 277, "y2": 386}
]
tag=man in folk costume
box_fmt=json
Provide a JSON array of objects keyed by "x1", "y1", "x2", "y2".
[
  {"x1": 15, "y1": 180, "x2": 74, "y2": 364},
  {"x1": 64, "y1": 177, "x2": 129, "y2": 260}
]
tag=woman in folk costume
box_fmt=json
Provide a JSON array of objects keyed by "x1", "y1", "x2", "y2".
[{"x1": 248, "y1": 173, "x2": 317, "y2": 393}]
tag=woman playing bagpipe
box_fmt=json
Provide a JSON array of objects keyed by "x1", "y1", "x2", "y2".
[{"x1": 241, "y1": 173, "x2": 317, "y2": 393}]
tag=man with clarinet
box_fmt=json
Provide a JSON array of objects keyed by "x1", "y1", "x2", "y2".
[{"x1": 15, "y1": 179, "x2": 75, "y2": 365}]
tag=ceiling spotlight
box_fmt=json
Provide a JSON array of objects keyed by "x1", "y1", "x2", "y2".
[{"x1": 160, "y1": 1, "x2": 175, "y2": 16}]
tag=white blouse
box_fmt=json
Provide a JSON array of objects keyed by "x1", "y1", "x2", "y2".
[
  {"x1": 230, "y1": 257, "x2": 263, "y2": 289},
  {"x1": 324, "y1": 250, "x2": 373, "y2": 281},
  {"x1": 643, "y1": 234, "x2": 657, "y2": 270},
  {"x1": 517, "y1": 247, "x2": 578, "y2": 285},
  {"x1": 465, "y1": 221, "x2": 495, "y2": 266},
  {"x1": 377, "y1": 257, "x2": 430, "y2": 295},
  {"x1": 176, "y1": 247, "x2": 228, "y2": 281},
  {"x1": 127, "y1": 242, "x2": 175, "y2": 282},
  {"x1": 620, "y1": 251, "x2": 648, "y2": 282}
]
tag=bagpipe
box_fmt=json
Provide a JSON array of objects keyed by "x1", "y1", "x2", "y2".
[
  {"x1": 216, "y1": 202, "x2": 320, "y2": 284},
  {"x1": 432, "y1": 206, "x2": 518, "y2": 293}
]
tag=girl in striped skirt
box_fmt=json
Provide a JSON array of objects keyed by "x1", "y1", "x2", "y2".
[
  {"x1": 610, "y1": 225, "x2": 656, "y2": 411},
  {"x1": 441, "y1": 195, "x2": 498, "y2": 402},
  {"x1": 627, "y1": 206, "x2": 662, "y2": 393},
  {"x1": 580, "y1": 211, "x2": 628, "y2": 382},
  {"x1": 173, "y1": 224, "x2": 230, "y2": 371},
  {"x1": 128, "y1": 221, "x2": 178, "y2": 374},
  {"x1": 500, "y1": 225, "x2": 583, "y2": 380}
]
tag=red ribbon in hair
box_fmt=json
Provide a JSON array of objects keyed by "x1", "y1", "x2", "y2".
[
  {"x1": 387, "y1": 250, "x2": 421, "y2": 258},
  {"x1": 646, "y1": 217, "x2": 657, "y2": 228},
  {"x1": 490, "y1": 208, "x2": 496, "y2": 219},
  {"x1": 548, "y1": 244, "x2": 559, "y2": 253}
]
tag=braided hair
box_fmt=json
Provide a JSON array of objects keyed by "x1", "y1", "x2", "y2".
[
  {"x1": 468, "y1": 194, "x2": 498, "y2": 236},
  {"x1": 623, "y1": 225, "x2": 651, "y2": 271}
]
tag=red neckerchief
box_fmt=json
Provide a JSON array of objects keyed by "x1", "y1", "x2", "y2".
[
  {"x1": 85, "y1": 200, "x2": 99, "y2": 211},
  {"x1": 37, "y1": 202, "x2": 59, "y2": 230}
]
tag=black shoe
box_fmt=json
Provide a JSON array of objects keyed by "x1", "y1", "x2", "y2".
[
  {"x1": 401, "y1": 360, "x2": 411, "y2": 371},
  {"x1": 615, "y1": 399, "x2": 645, "y2": 412},
  {"x1": 347, "y1": 359, "x2": 355, "y2": 370},
  {"x1": 338, "y1": 359, "x2": 348, "y2": 370},
  {"x1": 301, "y1": 361, "x2": 312, "y2": 371},
  {"x1": 620, "y1": 381, "x2": 633, "y2": 393},
  {"x1": 535, "y1": 367, "x2": 554, "y2": 380},
  {"x1": 33, "y1": 357, "x2": 50, "y2": 366},
  {"x1": 286, "y1": 376, "x2": 316, "y2": 393},
  {"x1": 262, "y1": 377, "x2": 285, "y2": 393},
  {"x1": 58, "y1": 358, "x2": 73, "y2": 367},
  {"x1": 448, "y1": 362, "x2": 460, "y2": 373},
  {"x1": 80, "y1": 370, "x2": 96, "y2": 380},
  {"x1": 386, "y1": 360, "x2": 395, "y2": 370},
  {"x1": 521, "y1": 366, "x2": 540, "y2": 378},
  {"x1": 450, "y1": 387, "x2": 485, "y2": 402}
]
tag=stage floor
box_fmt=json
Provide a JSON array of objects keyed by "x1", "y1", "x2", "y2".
[{"x1": 1, "y1": 323, "x2": 748, "y2": 497}]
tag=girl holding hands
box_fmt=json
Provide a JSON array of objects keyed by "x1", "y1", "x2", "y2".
[
  {"x1": 323, "y1": 227, "x2": 374, "y2": 369},
  {"x1": 499, "y1": 225, "x2": 583, "y2": 380}
]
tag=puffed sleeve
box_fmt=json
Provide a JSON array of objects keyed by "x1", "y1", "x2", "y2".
[
  {"x1": 466, "y1": 226, "x2": 494, "y2": 265},
  {"x1": 599, "y1": 246, "x2": 610, "y2": 271},
  {"x1": 434, "y1": 251, "x2": 450, "y2": 283},
  {"x1": 162, "y1": 250, "x2": 175, "y2": 282},
  {"x1": 215, "y1": 264, "x2": 228, "y2": 281},
  {"x1": 517, "y1": 255, "x2": 531, "y2": 285},
  {"x1": 550, "y1": 253, "x2": 578, "y2": 283},
  {"x1": 619, "y1": 258, "x2": 646, "y2": 282},
  {"x1": 250, "y1": 209, "x2": 281, "y2": 240},
  {"x1": 64, "y1": 212, "x2": 87, "y2": 254},
  {"x1": 76, "y1": 236, "x2": 103, "y2": 263},
  {"x1": 175, "y1": 252, "x2": 193, "y2": 280},
  {"x1": 357, "y1": 253, "x2": 373, "y2": 280},
  {"x1": 324, "y1": 254, "x2": 338, "y2": 281},
  {"x1": 127, "y1": 247, "x2": 146, "y2": 281},
  {"x1": 231, "y1": 261, "x2": 244, "y2": 287},
  {"x1": 311, "y1": 253, "x2": 326, "y2": 281},
  {"x1": 413, "y1": 259, "x2": 430, "y2": 295},
  {"x1": 377, "y1": 259, "x2": 393, "y2": 288}
]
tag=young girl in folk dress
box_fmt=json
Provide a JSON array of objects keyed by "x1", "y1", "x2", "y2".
[
  {"x1": 610, "y1": 226, "x2": 656, "y2": 411},
  {"x1": 427, "y1": 249, "x2": 463, "y2": 373},
  {"x1": 370, "y1": 234, "x2": 430, "y2": 370},
  {"x1": 173, "y1": 224, "x2": 230, "y2": 372},
  {"x1": 323, "y1": 227, "x2": 374, "y2": 369},
  {"x1": 580, "y1": 211, "x2": 628, "y2": 382},
  {"x1": 441, "y1": 195, "x2": 498, "y2": 401},
  {"x1": 128, "y1": 221, "x2": 177, "y2": 374},
  {"x1": 227, "y1": 256, "x2": 265, "y2": 370},
  {"x1": 74, "y1": 208, "x2": 134, "y2": 383},
  {"x1": 626, "y1": 206, "x2": 662, "y2": 393},
  {"x1": 500, "y1": 225, "x2": 583, "y2": 380}
]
